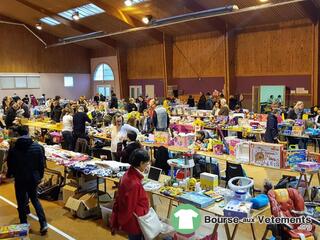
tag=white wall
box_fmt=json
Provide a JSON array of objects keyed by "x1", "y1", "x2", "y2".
[
  {"x1": 90, "y1": 56, "x2": 120, "y2": 97},
  {"x1": 0, "y1": 73, "x2": 91, "y2": 100}
]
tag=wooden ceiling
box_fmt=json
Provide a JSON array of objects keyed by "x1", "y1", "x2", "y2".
[{"x1": 0, "y1": 0, "x2": 318, "y2": 49}]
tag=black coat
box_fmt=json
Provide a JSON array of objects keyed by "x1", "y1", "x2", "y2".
[
  {"x1": 7, "y1": 136, "x2": 45, "y2": 184},
  {"x1": 21, "y1": 103, "x2": 30, "y2": 118},
  {"x1": 197, "y1": 95, "x2": 206, "y2": 110},
  {"x1": 187, "y1": 98, "x2": 195, "y2": 107},
  {"x1": 139, "y1": 101, "x2": 148, "y2": 113},
  {"x1": 73, "y1": 112, "x2": 91, "y2": 135},
  {"x1": 287, "y1": 109, "x2": 300, "y2": 120},
  {"x1": 127, "y1": 103, "x2": 138, "y2": 113},
  {"x1": 5, "y1": 107, "x2": 16, "y2": 128},
  {"x1": 264, "y1": 114, "x2": 278, "y2": 143},
  {"x1": 120, "y1": 141, "x2": 141, "y2": 164},
  {"x1": 110, "y1": 96, "x2": 118, "y2": 109},
  {"x1": 51, "y1": 106, "x2": 62, "y2": 122}
]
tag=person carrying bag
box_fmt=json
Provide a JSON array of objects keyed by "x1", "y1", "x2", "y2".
[{"x1": 111, "y1": 149, "x2": 151, "y2": 240}]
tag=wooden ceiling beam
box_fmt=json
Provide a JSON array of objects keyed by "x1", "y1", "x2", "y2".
[
  {"x1": 299, "y1": 0, "x2": 319, "y2": 24},
  {"x1": 183, "y1": 0, "x2": 227, "y2": 34},
  {"x1": 14, "y1": 0, "x2": 118, "y2": 48},
  {"x1": 90, "y1": 0, "x2": 164, "y2": 43}
]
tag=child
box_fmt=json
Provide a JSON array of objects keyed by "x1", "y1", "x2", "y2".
[
  {"x1": 119, "y1": 131, "x2": 142, "y2": 164},
  {"x1": 140, "y1": 109, "x2": 152, "y2": 134}
]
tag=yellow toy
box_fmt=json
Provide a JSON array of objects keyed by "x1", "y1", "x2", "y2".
[{"x1": 188, "y1": 178, "x2": 197, "y2": 191}]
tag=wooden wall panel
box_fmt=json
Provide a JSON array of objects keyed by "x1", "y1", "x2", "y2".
[
  {"x1": 127, "y1": 44, "x2": 164, "y2": 79},
  {"x1": 173, "y1": 31, "x2": 225, "y2": 78},
  {"x1": 235, "y1": 20, "x2": 313, "y2": 76},
  {"x1": 0, "y1": 24, "x2": 90, "y2": 73}
]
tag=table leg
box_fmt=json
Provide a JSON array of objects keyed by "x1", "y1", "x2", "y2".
[
  {"x1": 224, "y1": 223, "x2": 231, "y2": 240},
  {"x1": 167, "y1": 199, "x2": 173, "y2": 219},
  {"x1": 296, "y1": 173, "x2": 303, "y2": 190},
  {"x1": 210, "y1": 157, "x2": 212, "y2": 174},
  {"x1": 250, "y1": 223, "x2": 257, "y2": 240},
  {"x1": 304, "y1": 173, "x2": 312, "y2": 200},
  {"x1": 211, "y1": 223, "x2": 219, "y2": 240},
  {"x1": 317, "y1": 172, "x2": 320, "y2": 185},
  {"x1": 96, "y1": 177, "x2": 100, "y2": 206},
  {"x1": 230, "y1": 224, "x2": 239, "y2": 240}
]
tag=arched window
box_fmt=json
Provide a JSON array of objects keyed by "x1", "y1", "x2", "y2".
[{"x1": 93, "y1": 63, "x2": 114, "y2": 81}]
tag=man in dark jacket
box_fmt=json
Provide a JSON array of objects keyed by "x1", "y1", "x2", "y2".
[
  {"x1": 17, "y1": 100, "x2": 30, "y2": 118},
  {"x1": 50, "y1": 100, "x2": 62, "y2": 122},
  {"x1": 120, "y1": 131, "x2": 141, "y2": 164},
  {"x1": 205, "y1": 93, "x2": 214, "y2": 110},
  {"x1": 110, "y1": 93, "x2": 118, "y2": 109},
  {"x1": 197, "y1": 92, "x2": 206, "y2": 110},
  {"x1": 73, "y1": 106, "x2": 91, "y2": 143},
  {"x1": 5, "y1": 103, "x2": 19, "y2": 128},
  {"x1": 138, "y1": 96, "x2": 148, "y2": 113},
  {"x1": 6, "y1": 126, "x2": 48, "y2": 234},
  {"x1": 187, "y1": 95, "x2": 195, "y2": 107},
  {"x1": 264, "y1": 109, "x2": 279, "y2": 143}
]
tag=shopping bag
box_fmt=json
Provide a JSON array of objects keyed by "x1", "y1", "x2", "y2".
[{"x1": 134, "y1": 208, "x2": 162, "y2": 240}]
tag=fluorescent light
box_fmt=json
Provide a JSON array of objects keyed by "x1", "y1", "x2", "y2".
[
  {"x1": 72, "y1": 11, "x2": 80, "y2": 21},
  {"x1": 259, "y1": 0, "x2": 268, "y2": 2},
  {"x1": 58, "y1": 3, "x2": 105, "y2": 20},
  {"x1": 124, "y1": 0, "x2": 132, "y2": 6},
  {"x1": 40, "y1": 17, "x2": 60, "y2": 26},
  {"x1": 142, "y1": 15, "x2": 152, "y2": 24},
  {"x1": 124, "y1": 0, "x2": 144, "y2": 6},
  {"x1": 36, "y1": 23, "x2": 42, "y2": 30}
]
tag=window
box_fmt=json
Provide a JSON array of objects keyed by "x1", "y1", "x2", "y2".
[
  {"x1": 58, "y1": 3, "x2": 105, "y2": 20},
  {"x1": 0, "y1": 75, "x2": 40, "y2": 89},
  {"x1": 97, "y1": 85, "x2": 111, "y2": 98},
  {"x1": 93, "y1": 64, "x2": 114, "y2": 81},
  {"x1": 40, "y1": 17, "x2": 60, "y2": 26},
  {"x1": 64, "y1": 76, "x2": 74, "y2": 87}
]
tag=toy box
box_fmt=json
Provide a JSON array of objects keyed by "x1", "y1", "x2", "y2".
[
  {"x1": 225, "y1": 138, "x2": 241, "y2": 156},
  {"x1": 284, "y1": 149, "x2": 307, "y2": 168},
  {"x1": 200, "y1": 173, "x2": 218, "y2": 190},
  {"x1": 0, "y1": 224, "x2": 29, "y2": 239},
  {"x1": 178, "y1": 192, "x2": 215, "y2": 208},
  {"x1": 249, "y1": 142, "x2": 283, "y2": 169},
  {"x1": 173, "y1": 133, "x2": 195, "y2": 147},
  {"x1": 297, "y1": 161, "x2": 320, "y2": 171},
  {"x1": 223, "y1": 200, "x2": 252, "y2": 219},
  {"x1": 154, "y1": 131, "x2": 170, "y2": 145},
  {"x1": 308, "y1": 152, "x2": 320, "y2": 163},
  {"x1": 235, "y1": 142, "x2": 250, "y2": 163}
]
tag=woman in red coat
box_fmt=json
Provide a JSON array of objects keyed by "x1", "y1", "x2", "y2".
[{"x1": 111, "y1": 149, "x2": 150, "y2": 240}]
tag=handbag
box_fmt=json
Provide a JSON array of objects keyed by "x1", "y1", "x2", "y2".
[{"x1": 134, "y1": 208, "x2": 163, "y2": 240}]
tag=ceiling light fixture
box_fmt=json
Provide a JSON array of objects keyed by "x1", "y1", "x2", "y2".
[
  {"x1": 150, "y1": 5, "x2": 239, "y2": 26},
  {"x1": 142, "y1": 15, "x2": 153, "y2": 24},
  {"x1": 72, "y1": 11, "x2": 80, "y2": 21},
  {"x1": 35, "y1": 23, "x2": 42, "y2": 30},
  {"x1": 259, "y1": 0, "x2": 269, "y2": 2},
  {"x1": 124, "y1": 0, "x2": 133, "y2": 7}
]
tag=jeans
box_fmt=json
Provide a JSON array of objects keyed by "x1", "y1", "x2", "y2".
[
  {"x1": 15, "y1": 182, "x2": 47, "y2": 227},
  {"x1": 128, "y1": 234, "x2": 144, "y2": 240},
  {"x1": 62, "y1": 131, "x2": 73, "y2": 151}
]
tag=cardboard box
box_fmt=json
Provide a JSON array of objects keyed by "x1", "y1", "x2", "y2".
[
  {"x1": 62, "y1": 184, "x2": 77, "y2": 204},
  {"x1": 65, "y1": 193, "x2": 99, "y2": 219},
  {"x1": 154, "y1": 131, "x2": 170, "y2": 145},
  {"x1": 223, "y1": 200, "x2": 252, "y2": 219},
  {"x1": 78, "y1": 175, "x2": 102, "y2": 192},
  {"x1": 200, "y1": 173, "x2": 218, "y2": 190},
  {"x1": 249, "y1": 142, "x2": 283, "y2": 169}
]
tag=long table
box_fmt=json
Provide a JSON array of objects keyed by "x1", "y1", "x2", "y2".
[{"x1": 22, "y1": 120, "x2": 63, "y2": 132}]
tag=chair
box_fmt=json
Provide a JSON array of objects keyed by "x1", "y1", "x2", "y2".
[
  {"x1": 153, "y1": 146, "x2": 170, "y2": 174},
  {"x1": 222, "y1": 162, "x2": 261, "y2": 196},
  {"x1": 262, "y1": 188, "x2": 320, "y2": 240},
  {"x1": 223, "y1": 162, "x2": 245, "y2": 187},
  {"x1": 74, "y1": 138, "x2": 89, "y2": 154}
]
